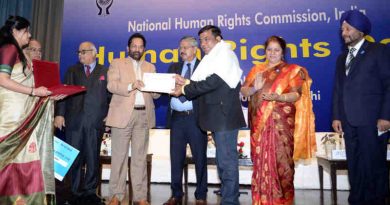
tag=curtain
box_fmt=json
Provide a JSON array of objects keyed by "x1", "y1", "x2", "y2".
[
  {"x1": 0, "y1": 0, "x2": 32, "y2": 25},
  {"x1": 31, "y1": 0, "x2": 64, "y2": 62}
]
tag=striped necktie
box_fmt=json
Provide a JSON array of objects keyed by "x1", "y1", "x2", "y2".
[{"x1": 345, "y1": 47, "x2": 356, "y2": 76}]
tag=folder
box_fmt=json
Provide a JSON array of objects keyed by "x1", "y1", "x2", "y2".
[{"x1": 33, "y1": 59, "x2": 86, "y2": 96}]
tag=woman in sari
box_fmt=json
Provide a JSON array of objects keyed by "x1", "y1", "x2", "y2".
[
  {"x1": 241, "y1": 36, "x2": 315, "y2": 205},
  {"x1": 0, "y1": 16, "x2": 55, "y2": 205}
]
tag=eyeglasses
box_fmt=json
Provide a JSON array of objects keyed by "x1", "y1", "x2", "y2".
[
  {"x1": 77, "y1": 49, "x2": 93, "y2": 55},
  {"x1": 178, "y1": 46, "x2": 195, "y2": 51},
  {"x1": 27, "y1": 47, "x2": 42, "y2": 53}
]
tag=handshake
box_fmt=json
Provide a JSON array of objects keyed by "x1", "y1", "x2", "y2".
[{"x1": 170, "y1": 74, "x2": 190, "y2": 97}]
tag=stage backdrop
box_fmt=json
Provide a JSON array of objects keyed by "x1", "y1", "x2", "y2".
[{"x1": 60, "y1": 0, "x2": 390, "y2": 131}]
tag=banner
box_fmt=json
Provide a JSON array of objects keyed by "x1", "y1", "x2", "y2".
[{"x1": 61, "y1": 0, "x2": 390, "y2": 131}]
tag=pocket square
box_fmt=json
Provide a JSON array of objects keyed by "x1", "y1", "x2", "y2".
[{"x1": 99, "y1": 75, "x2": 105, "y2": 81}]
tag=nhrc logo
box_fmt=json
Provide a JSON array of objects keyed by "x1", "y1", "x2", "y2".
[{"x1": 96, "y1": 0, "x2": 113, "y2": 16}]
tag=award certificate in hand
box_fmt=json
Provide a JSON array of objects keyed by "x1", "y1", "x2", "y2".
[{"x1": 142, "y1": 73, "x2": 175, "y2": 93}]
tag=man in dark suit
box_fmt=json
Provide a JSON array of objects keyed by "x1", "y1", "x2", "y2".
[
  {"x1": 54, "y1": 41, "x2": 111, "y2": 205},
  {"x1": 164, "y1": 36, "x2": 208, "y2": 205},
  {"x1": 172, "y1": 25, "x2": 246, "y2": 205},
  {"x1": 332, "y1": 10, "x2": 390, "y2": 205}
]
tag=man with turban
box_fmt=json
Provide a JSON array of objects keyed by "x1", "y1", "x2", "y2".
[{"x1": 332, "y1": 10, "x2": 390, "y2": 205}]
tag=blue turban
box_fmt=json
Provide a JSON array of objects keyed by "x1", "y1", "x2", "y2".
[{"x1": 340, "y1": 10, "x2": 371, "y2": 35}]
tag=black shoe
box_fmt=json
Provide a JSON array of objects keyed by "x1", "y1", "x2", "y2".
[{"x1": 83, "y1": 194, "x2": 105, "y2": 205}]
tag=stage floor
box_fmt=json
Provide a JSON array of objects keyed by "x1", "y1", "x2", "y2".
[{"x1": 56, "y1": 183, "x2": 350, "y2": 205}]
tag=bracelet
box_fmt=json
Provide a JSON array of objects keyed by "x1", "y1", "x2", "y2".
[
  {"x1": 283, "y1": 94, "x2": 287, "y2": 102},
  {"x1": 29, "y1": 88, "x2": 34, "y2": 96}
]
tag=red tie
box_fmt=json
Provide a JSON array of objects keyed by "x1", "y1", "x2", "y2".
[{"x1": 85, "y1": 65, "x2": 91, "y2": 77}]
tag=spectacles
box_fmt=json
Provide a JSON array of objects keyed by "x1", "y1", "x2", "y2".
[
  {"x1": 27, "y1": 47, "x2": 42, "y2": 53},
  {"x1": 77, "y1": 49, "x2": 93, "y2": 55},
  {"x1": 178, "y1": 46, "x2": 195, "y2": 51}
]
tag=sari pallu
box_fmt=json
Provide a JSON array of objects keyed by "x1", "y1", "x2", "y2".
[
  {"x1": 245, "y1": 62, "x2": 315, "y2": 205},
  {"x1": 0, "y1": 55, "x2": 55, "y2": 204},
  {"x1": 0, "y1": 97, "x2": 51, "y2": 205}
]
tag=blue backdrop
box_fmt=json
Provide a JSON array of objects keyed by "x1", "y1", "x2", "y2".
[{"x1": 60, "y1": 0, "x2": 390, "y2": 131}]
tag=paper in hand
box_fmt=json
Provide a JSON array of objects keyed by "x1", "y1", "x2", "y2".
[{"x1": 141, "y1": 73, "x2": 175, "y2": 93}]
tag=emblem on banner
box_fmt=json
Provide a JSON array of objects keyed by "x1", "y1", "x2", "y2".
[{"x1": 96, "y1": 0, "x2": 113, "y2": 16}]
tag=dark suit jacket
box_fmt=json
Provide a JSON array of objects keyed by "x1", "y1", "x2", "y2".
[
  {"x1": 332, "y1": 41, "x2": 390, "y2": 126},
  {"x1": 184, "y1": 74, "x2": 246, "y2": 132},
  {"x1": 166, "y1": 59, "x2": 200, "y2": 128},
  {"x1": 56, "y1": 63, "x2": 111, "y2": 130}
]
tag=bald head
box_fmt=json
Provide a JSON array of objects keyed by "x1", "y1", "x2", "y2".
[
  {"x1": 25, "y1": 39, "x2": 42, "y2": 60},
  {"x1": 78, "y1": 41, "x2": 97, "y2": 65}
]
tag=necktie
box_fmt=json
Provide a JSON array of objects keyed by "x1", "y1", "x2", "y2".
[
  {"x1": 178, "y1": 63, "x2": 192, "y2": 103},
  {"x1": 345, "y1": 47, "x2": 356, "y2": 76},
  {"x1": 85, "y1": 65, "x2": 91, "y2": 77}
]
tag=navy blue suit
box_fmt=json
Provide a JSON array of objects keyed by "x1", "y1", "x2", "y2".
[
  {"x1": 333, "y1": 41, "x2": 390, "y2": 204},
  {"x1": 184, "y1": 74, "x2": 246, "y2": 204},
  {"x1": 167, "y1": 60, "x2": 208, "y2": 200}
]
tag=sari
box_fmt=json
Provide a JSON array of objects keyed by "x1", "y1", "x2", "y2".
[
  {"x1": 243, "y1": 62, "x2": 315, "y2": 205},
  {"x1": 0, "y1": 44, "x2": 55, "y2": 205}
]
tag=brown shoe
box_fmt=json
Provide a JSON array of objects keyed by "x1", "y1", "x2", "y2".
[
  {"x1": 108, "y1": 196, "x2": 121, "y2": 205},
  {"x1": 134, "y1": 199, "x2": 150, "y2": 205},
  {"x1": 195, "y1": 199, "x2": 207, "y2": 205},
  {"x1": 163, "y1": 197, "x2": 182, "y2": 205}
]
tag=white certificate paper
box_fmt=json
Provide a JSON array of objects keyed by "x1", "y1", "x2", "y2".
[{"x1": 142, "y1": 73, "x2": 175, "y2": 93}]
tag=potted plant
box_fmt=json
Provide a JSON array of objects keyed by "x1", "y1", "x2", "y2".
[
  {"x1": 237, "y1": 141, "x2": 247, "y2": 159},
  {"x1": 321, "y1": 133, "x2": 340, "y2": 159}
]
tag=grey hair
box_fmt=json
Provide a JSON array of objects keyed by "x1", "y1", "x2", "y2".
[
  {"x1": 81, "y1": 41, "x2": 97, "y2": 54},
  {"x1": 180, "y1": 36, "x2": 198, "y2": 47},
  {"x1": 90, "y1": 44, "x2": 97, "y2": 54}
]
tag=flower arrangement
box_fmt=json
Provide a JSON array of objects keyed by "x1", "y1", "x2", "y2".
[
  {"x1": 237, "y1": 141, "x2": 246, "y2": 158},
  {"x1": 101, "y1": 132, "x2": 111, "y2": 155},
  {"x1": 320, "y1": 133, "x2": 344, "y2": 158},
  {"x1": 320, "y1": 133, "x2": 341, "y2": 145}
]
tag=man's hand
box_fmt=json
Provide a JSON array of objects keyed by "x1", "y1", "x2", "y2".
[
  {"x1": 174, "y1": 74, "x2": 186, "y2": 86},
  {"x1": 50, "y1": 94, "x2": 67, "y2": 101},
  {"x1": 54, "y1": 116, "x2": 65, "y2": 130},
  {"x1": 132, "y1": 80, "x2": 145, "y2": 90},
  {"x1": 332, "y1": 120, "x2": 343, "y2": 134},
  {"x1": 377, "y1": 119, "x2": 390, "y2": 131},
  {"x1": 171, "y1": 85, "x2": 183, "y2": 97}
]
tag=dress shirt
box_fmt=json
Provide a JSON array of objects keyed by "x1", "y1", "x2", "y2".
[
  {"x1": 346, "y1": 38, "x2": 365, "y2": 65},
  {"x1": 130, "y1": 58, "x2": 145, "y2": 106},
  {"x1": 170, "y1": 58, "x2": 196, "y2": 111},
  {"x1": 84, "y1": 61, "x2": 96, "y2": 74}
]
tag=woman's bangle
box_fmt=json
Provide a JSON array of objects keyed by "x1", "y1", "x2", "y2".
[
  {"x1": 29, "y1": 88, "x2": 34, "y2": 96},
  {"x1": 283, "y1": 95, "x2": 287, "y2": 102}
]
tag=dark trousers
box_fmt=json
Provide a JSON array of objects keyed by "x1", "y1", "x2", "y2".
[
  {"x1": 170, "y1": 112, "x2": 208, "y2": 200},
  {"x1": 343, "y1": 121, "x2": 389, "y2": 205},
  {"x1": 213, "y1": 129, "x2": 239, "y2": 205},
  {"x1": 66, "y1": 124, "x2": 103, "y2": 197}
]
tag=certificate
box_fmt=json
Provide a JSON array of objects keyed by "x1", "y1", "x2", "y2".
[
  {"x1": 53, "y1": 137, "x2": 80, "y2": 181},
  {"x1": 142, "y1": 73, "x2": 175, "y2": 93}
]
